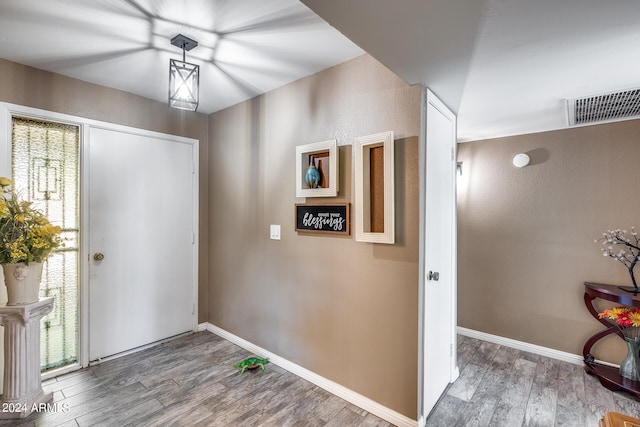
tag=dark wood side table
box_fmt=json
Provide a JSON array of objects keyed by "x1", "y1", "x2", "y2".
[{"x1": 583, "y1": 282, "x2": 640, "y2": 398}]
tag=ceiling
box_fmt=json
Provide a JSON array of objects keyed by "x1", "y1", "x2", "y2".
[
  {"x1": 0, "y1": 0, "x2": 363, "y2": 115},
  {"x1": 2, "y1": 1, "x2": 640, "y2": 142},
  {"x1": 303, "y1": 0, "x2": 640, "y2": 141}
]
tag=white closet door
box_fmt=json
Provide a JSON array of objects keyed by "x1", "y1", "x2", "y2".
[
  {"x1": 88, "y1": 127, "x2": 194, "y2": 361},
  {"x1": 421, "y1": 89, "x2": 458, "y2": 418}
]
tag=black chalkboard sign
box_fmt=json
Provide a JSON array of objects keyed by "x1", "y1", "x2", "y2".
[{"x1": 295, "y1": 204, "x2": 350, "y2": 235}]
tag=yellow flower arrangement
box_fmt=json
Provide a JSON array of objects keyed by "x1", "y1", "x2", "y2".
[
  {"x1": 599, "y1": 306, "x2": 640, "y2": 340},
  {"x1": 0, "y1": 178, "x2": 62, "y2": 264}
]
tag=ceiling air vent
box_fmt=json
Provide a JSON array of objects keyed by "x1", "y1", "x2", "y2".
[{"x1": 567, "y1": 88, "x2": 640, "y2": 126}]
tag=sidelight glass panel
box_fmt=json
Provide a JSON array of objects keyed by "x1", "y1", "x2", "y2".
[{"x1": 11, "y1": 117, "x2": 79, "y2": 372}]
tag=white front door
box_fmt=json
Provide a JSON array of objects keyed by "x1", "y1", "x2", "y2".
[
  {"x1": 420, "y1": 88, "x2": 458, "y2": 420},
  {"x1": 88, "y1": 126, "x2": 196, "y2": 361}
]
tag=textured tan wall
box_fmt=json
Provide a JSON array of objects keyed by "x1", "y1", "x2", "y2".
[
  {"x1": 208, "y1": 54, "x2": 421, "y2": 418},
  {"x1": 0, "y1": 58, "x2": 210, "y2": 323},
  {"x1": 457, "y1": 119, "x2": 640, "y2": 363}
]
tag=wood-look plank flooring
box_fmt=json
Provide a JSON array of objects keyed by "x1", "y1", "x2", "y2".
[
  {"x1": 2, "y1": 332, "x2": 640, "y2": 426},
  {"x1": 1, "y1": 332, "x2": 392, "y2": 427},
  {"x1": 426, "y1": 334, "x2": 640, "y2": 426}
]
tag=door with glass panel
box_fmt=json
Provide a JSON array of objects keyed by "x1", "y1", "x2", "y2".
[
  {"x1": 11, "y1": 117, "x2": 79, "y2": 372},
  {"x1": 9, "y1": 114, "x2": 196, "y2": 369}
]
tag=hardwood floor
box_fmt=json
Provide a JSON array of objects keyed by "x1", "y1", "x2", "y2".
[
  {"x1": 2, "y1": 332, "x2": 392, "y2": 427},
  {"x1": 2, "y1": 332, "x2": 640, "y2": 426},
  {"x1": 426, "y1": 334, "x2": 640, "y2": 426}
]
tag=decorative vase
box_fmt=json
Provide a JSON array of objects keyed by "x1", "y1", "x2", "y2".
[
  {"x1": 305, "y1": 156, "x2": 321, "y2": 189},
  {"x1": 1, "y1": 262, "x2": 43, "y2": 305},
  {"x1": 619, "y1": 337, "x2": 640, "y2": 381}
]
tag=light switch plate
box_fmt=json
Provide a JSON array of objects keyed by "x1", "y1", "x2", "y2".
[{"x1": 270, "y1": 224, "x2": 281, "y2": 240}]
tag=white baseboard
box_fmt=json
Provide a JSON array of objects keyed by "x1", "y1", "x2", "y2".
[
  {"x1": 457, "y1": 326, "x2": 618, "y2": 368},
  {"x1": 197, "y1": 322, "x2": 207, "y2": 332},
  {"x1": 203, "y1": 322, "x2": 417, "y2": 427}
]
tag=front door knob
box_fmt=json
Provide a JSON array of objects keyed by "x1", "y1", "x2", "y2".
[{"x1": 93, "y1": 253, "x2": 104, "y2": 261}]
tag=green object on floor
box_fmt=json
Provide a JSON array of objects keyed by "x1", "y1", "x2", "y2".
[{"x1": 234, "y1": 357, "x2": 269, "y2": 374}]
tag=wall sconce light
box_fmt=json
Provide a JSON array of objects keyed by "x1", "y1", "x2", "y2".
[
  {"x1": 512, "y1": 153, "x2": 530, "y2": 168},
  {"x1": 456, "y1": 162, "x2": 463, "y2": 176},
  {"x1": 169, "y1": 34, "x2": 200, "y2": 112}
]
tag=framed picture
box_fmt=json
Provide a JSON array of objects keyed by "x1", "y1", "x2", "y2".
[
  {"x1": 296, "y1": 139, "x2": 338, "y2": 198},
  {"x1": 295, "y1": 203, "x2": 350, "y2": 235},
  {"x1": 354, "y1": 131, "x2": 394, "y2": 244}
]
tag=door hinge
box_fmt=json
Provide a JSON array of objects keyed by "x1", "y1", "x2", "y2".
[
  {"x1": 192, "y1": 232, "x2": 196, "y2": 244},
  {"x1": 451, "y1": 147, "x2": 455, "y2": 161}
]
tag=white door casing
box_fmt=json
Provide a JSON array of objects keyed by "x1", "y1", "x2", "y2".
[
  {"x1": 418, "y1": 88, "x2": 458, "y2": 423},
  {"x1": 88, "y1": 126, "x2": 197, "y2": 361}
]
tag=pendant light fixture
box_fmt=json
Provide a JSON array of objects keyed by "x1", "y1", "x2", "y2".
[{"x1": 169, "y1": 34, "x2": 200, "y2": 111}]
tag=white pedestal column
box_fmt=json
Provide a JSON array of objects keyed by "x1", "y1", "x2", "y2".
[{"x1": 0, "y1": 297, "x2": 53, "y2": 419}]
